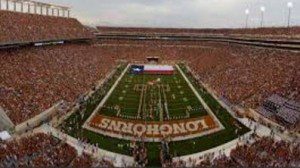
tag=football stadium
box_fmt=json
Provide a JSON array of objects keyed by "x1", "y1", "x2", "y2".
[{"x1": 0, "y1": 0, "x2": 299, "y2": 167}]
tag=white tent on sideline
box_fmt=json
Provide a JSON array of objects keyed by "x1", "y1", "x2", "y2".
[{"x1": 0, "y1": 131, "x2": 11, "y2": 141}]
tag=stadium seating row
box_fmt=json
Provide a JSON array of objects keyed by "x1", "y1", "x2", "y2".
[
  {"x1": 0, "y1": 10, "x2": 93, "y2": 44},
  {"x1": 166, "y1": 136, "x2": 300, "y2": 167},
  {"x1": 97, "y1": 26, "x2": 300, "y2": 38},
  {"x1": 0, "y1": 44, "x2": 115, "y2": 124},
  {"x1": 1, "y1": 40, "x2": 299, "y2": 127},
  {"x1": 0, "y1": 133, "x2": 113, "y2": 167}
]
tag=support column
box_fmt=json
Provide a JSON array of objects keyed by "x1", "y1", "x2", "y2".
[
  {"x1": 6, "y1": 0, "x2": 9, "y2": 10},
  {"x1": 52, "y1": 8, "x2": 54, "y2": 16},
  {"x1": 27, "y1": 3, "x2": 30, "y2": 13},
  {"x1": 13, "y1": 1, "x2": 16, "y2": 11},
  {"x1": 67, "y1": 10, "x2": 70, "y2": 18},
  {"x1": 21, "y1": 1, "x2": 23, "y2": 12},
  {"x1": 46, "y1": 6, "x2": 49, "y2": 16},
  {"x1": 34, "y1": 2, "x2": 37, "y2": 14},
  {"x1": 57, "y1": 8, "x2": 60, "y2": 17},
  {"x1": 40, "y1": 5, "x2": 42, "y2": 15}
]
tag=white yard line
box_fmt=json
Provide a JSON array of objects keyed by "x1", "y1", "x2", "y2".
[{"x1": 84, "y1": 64, "x2": 225, "y2": 142}]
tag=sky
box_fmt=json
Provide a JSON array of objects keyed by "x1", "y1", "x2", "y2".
[{"x1": 38, "y1": 0, "x2": 299, "y2": 28}]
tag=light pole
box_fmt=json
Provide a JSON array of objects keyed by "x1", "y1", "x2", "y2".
[
  {"x1": 260, "y1": 6, "x2": 265, "y2": 28},
  {"x1": 287, "y1": 2, "x2": 293, "y2": 27},
  {"x1": 245, "y1": 9, "x2": 250, "y2": 28}
]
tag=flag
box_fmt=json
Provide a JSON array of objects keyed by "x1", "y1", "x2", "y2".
[{"x1": 131, "y1": 65, "x2": 144, "y2": 74}]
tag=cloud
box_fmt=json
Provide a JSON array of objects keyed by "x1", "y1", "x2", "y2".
[{"x1": 39, "y1": 0, "x2": 300, "y2": 28}]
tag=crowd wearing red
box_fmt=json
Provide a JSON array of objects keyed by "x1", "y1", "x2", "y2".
[
  {"x1": 0, "y1": 10, "x2": 93, "y2": 44},
  {"x1": 168, "y1": 136, "x2": 300, "y2": 167},
  {"x1": 98, "y1": 26, "x2": 300, "y2": 39},
  {"x1": 0, "y1": 133, "x2": 113, "y2": 167},
  {"x1": 1, "y1": 39, "x2": 299, "y2": 126},
  {"x1": 0, "y1": 44, "x2": 115, "y2": 124}
]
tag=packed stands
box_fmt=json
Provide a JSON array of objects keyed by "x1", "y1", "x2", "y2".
[
  {"x1": 187, "y1": 44, "x2": 300, "y2": 109},
  {"x1": 169, "y1": 137, "x2": 300, "y2": 167},
  {"x1": 0, "y1": 133, "x2": 75, "y2": 167},
  {"x1": 0, "y1": 44, "x2": 115, "y2": 124},
  {"x1": 0, "y1": 10, "x2": 93, "y2": 44},
  {"x1": 70, "y1": 153, "x2": 114, "y2": 167},
  {"x1": 0, "y1": 133, "x2": 113, "y2": 167},
  {"x1": 97, "y1": 40, "x2": 300, "y2": 109},
  {"x1": 0, "y1": 8, "x2": 299, "y2": 166},
  {"x1": 0, "y1": 39, "x2": 299, "y2": 126},
  {"x1": 257, "y1": 94, "x2": 300, "y2": 128},
  {"x1": 97, "y1": 26, "x2": 300, "y2": 38},
  {"x1": 229, "y1": 137, "x2": 300, "y2": 167}
]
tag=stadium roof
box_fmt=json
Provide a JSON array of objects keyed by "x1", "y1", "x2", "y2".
[{"x1": 8, "y1": 0, "x2": 70, "y2": 10}]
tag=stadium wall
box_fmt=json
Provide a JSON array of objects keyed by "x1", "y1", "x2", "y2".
[
  {"x1": 40, "y1": 125, "x2": 135, "y2": 167},
  {"x1": 248, "y1": 108, "x2": 285, "y2": 130},
  {"x1": 0, "y1": 106, "x2": 14, "y2": 131},
  {"x1": 172, "y1": 131, "x2": 253, "y2": 165},
  {"x1": 15, "y1": 101, "x2": 64, "y2": 134}
]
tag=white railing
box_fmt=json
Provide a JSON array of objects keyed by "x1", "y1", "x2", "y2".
[{"x1": 0, "y1": 0, "x2": 70, "y2": 18}]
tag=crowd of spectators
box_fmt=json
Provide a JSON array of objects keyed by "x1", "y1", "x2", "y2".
[
  {"x1": 229, "y1": 137, "x2": 300, "y2": 167},
  {"x1": 0, "y1": 133, "x2": 75, "y2": 167},
  {"x1": 0, "y1": 28, "x2": 299, "y2": 127},
  {"x1": 97, "y1": 26, "x2": 300, "y2": 39},
  {"x1": 70, "y1": 153, "x2": 114, "y2": 167},
  {"x1": 1, "y1": 6, "x2": 299, "y2": 168},
  {"x1": 0, "y1": 133, "x2": 114, "y2": 167},
  {"x1": 168, "y1": 136, "x2": 300, "y2": 167},
  {"x1": 188, "y1": 44, "x2": 300, "y2": 109},
  {"x1": 0, "y1": 44, "x2": 115, "y2": 124},
  {"x1": 0, "y1": 10, "x2": 93, "y2": 44},
  {"x1": 97, "y1": 39, "x2": 299, "y2": 109},
  {"x1": 132, "y1": 142, "x2": 148, "y2": 167}
]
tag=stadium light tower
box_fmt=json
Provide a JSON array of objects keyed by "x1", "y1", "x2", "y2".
[
  {"x1": 260, "y1": 6, "x2": 265, "y2": 27},
  {"x1": 287, "y1": 2, "x2": 293, "y2": 27},
  {"x1": 245, "y1": 9, "x2": 250, "y2": 28}
]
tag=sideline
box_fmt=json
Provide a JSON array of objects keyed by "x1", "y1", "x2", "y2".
[
  {"x1": 176, "y1": 65, "x2": 224, "y2": 130},
  {"x1": 83, "y1": 64, "x2": 131, "y2": 128},
  {"x1": 53, "y1": 64, "x2": 121, "y2": 127}
]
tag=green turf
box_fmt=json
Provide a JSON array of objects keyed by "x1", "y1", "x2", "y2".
[
  {"x1": 60, "y1": 63, "x2": 250, "y2": 167},
  {"x1": 100, "y1": 66, "x2": 207, "y2": 121}
]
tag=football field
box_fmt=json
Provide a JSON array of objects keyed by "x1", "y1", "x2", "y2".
[
  {"x1": 61, "y1": 63, "x2": 250, "y2": 166},
  {"x1": 100, "y1": 65, "x2": 207, "y2": 121}
]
